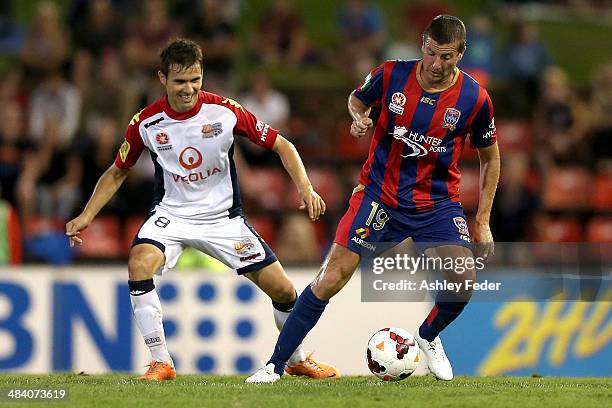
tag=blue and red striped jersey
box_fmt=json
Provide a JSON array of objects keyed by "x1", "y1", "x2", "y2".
[{"x1": 353, "y1": 59, "x2": 497, "y2": 214}]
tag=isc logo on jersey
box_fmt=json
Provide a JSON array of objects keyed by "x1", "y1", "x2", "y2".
[{"x1": 172, "y1": 146, "x2": 221, "y2": 184}]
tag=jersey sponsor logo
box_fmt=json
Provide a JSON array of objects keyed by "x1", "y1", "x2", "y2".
[
  {"x1": 240, "y1": 253, "x2": 261, "y2": 262},
  {"x1": 391, "y1": 126, "x2": 446, "y2": 157},
  {"x1": 442, "y1": 108, "x2": 461, "y2": 130},
  {"x1": 351, "y1": 236, "x2": 377, "y2": 252},
  {"x1": 156, "y1": 132, "x2": 170, "y2": 145},
  {"x1": 389, "y1": 92, "x2": 406, "y2": 115},
  {"x1": 171, "y1": 167, "x2": 221, "y2": 183},
  {"x1": 482, "y1": 117, "x2": 496, "y2": 139},
  {"x1": 119, "y1": 140, "x2": 130, "y2": 162},
  {"x1": 222, "y1": 97, "x2": 243, "y2": 110},
  {"x1": 202, "y1": 122, "x2": 223, "y2": 138},
  {"x1": 144, "y1": 116, "x2": 164, "y2": 128},
  {"x1": 355, "y1": 227, "x2": 370, "y2": 239},
  {"x1": 129, "y1": 108, "x2": 145, "y2": 126},
  {"x1": 256, "y1": 120, "x2": 270, "y2": 142},
  {"x1": 234, "y1": 238, "x2": 256, "y2": 255},
  {"x1": 178, "y1": 146, "x2": 203, "y2": 170}
]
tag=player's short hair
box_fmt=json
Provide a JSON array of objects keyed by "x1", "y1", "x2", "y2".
[
  {"x1": 160, "y1": 38, "x2": 204, "y2": 76},
  {"x1": 423, "y1": 15, "x2": 467, "y2": 53}
]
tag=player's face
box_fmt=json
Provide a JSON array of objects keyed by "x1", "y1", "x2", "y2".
[
  {"x1": 159, "y1": 63, "x2": 203, "y2": 112},
  {"x1": 420, "y1": 37, "x2": 464, "y2": 88}
]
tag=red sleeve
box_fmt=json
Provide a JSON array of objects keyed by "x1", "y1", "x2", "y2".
[
  {"x1": 220, "y1": 97, "x2": 279, "y2": 149},
  {"x1": 114, "y1": 110, "x2": 146, "y2": 168}
]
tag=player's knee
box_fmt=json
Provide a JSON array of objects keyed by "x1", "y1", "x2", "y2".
[
  {"x1": 269, "y1": 284, "x2": 297, "y2": 304},
  {"x1": 128, "y1": 253, "x2": 158, "y2": 280}
]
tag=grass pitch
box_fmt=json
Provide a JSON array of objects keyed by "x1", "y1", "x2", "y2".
[{"x1": 0, "y1": 374, "x2": 609, "y2": 408}]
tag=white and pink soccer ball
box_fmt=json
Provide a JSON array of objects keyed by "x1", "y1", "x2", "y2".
[{"x1": 367, "y1": 327, "x2": 420, "y2": 381}]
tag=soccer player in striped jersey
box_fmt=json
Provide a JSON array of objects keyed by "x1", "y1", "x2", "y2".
[{"x1": 247, "y1": 15, "x2": 500, "y2": 383}]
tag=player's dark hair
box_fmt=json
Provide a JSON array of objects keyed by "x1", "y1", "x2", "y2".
[
  {"x1": 159, "y1": 38, "x2": 204, "y2": 76},
  {"x1": 423, "y1": 15, "x2": 467, "y2": 53}
]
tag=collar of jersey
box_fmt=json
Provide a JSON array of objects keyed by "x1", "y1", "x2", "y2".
[
  {"x1": 163, "y1": 91, "x2": 204, "y2": 120},
  {"x1": 415, "y1": 60, "x2": 460, "y2": 94}
]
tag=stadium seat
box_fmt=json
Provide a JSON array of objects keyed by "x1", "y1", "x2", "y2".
[
  {"x1": 124, "y1": 215, "x2": 146, "y2": 255},
  {"x1": 586, "y1": 217, "x2": 612, "y2": 243},
  {"x1": 245, "y1": 167, "x2": 288, "y2": 210},
  {"x1": 542, "y1": 167, "x2": 591, "y2": 210},
  {"x1": 496, "y1": 120, "x2": 533, "y2": 154},
  {"x1": 285, "y1": 167, "x2": 344, "y2": 211},
  {"x1": 245, "y1": 215, "x2": 277, "y2": 247},
  {"x1": 591, "y1": 170, "x2": 612, "y2": 212},
  {"x1": 459, "y1": 166, "x2": 480, "y2": 212},
  {"x1": 535, "y1": 217, "x2": 583, "y2": 242},
  {"x1": 76, "y1": 216, "x2": 122, "y2": 259}
]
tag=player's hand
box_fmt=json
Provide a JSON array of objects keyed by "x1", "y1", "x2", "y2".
[
  {"x1": 350, "y1": 117, "x2": 373, "y2": 138},
  {"x1": 299, "y1": 188, "x2": 326, "y2": 221},
  {"x1": 65, "y1": 214, "x2": 92, "y2": 247},
  {"x1": 472, "y1": 221, "x2": 494, "y2": 261}
]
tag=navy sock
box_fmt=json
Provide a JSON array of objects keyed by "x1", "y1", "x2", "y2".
[
  {"x1": 418, "y1": 291, "x2": 468, "y2": 342},
  {"x1": 267, "y1": 285, "x2": 328, "y2": 375}
]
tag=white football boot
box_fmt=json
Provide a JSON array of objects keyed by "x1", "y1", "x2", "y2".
[
  {"x1": 414, "y1": 332, "x2": 454, "y2": 381},
  {"x1": 245, "y1": 363, "x2": 281, "y2": 384}
]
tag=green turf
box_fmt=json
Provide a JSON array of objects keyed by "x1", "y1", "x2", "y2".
[{"x1": 0, "y1": 375, "x2": 610, "y2": 408}]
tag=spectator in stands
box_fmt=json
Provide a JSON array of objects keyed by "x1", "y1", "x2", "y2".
[
  {"x1": 20, "y1": 1, "x2": 68, "y2": 79},
  {"x1": 588, "y1": 63, "x2": 612, "y2": 161},
  {"x1": 185, "y1": 0, "x2": 238, "y2": 90},
  {"x1": 336, "y1": 0, "x2": 386, "y2": 77},
  {"x1": 501, "y1": 21, "x2": 552, "y2": 115},
  {"x1": 238, "y1": 72, "x2": 289, "y2": 165},
  {"x1": 0, "y1": 101, "x2": 36, "y2": 208},
  {"x1": 123, "y1": 0, "x2": 181, "y2": 73},
  {"x1": 491, "y1": 152, "x2": 539, "y2": 241},
  {"x1": 275, "y1": 213, "x2": 321, "y2": 264},
  {"x1": 252, "y1": 0, "x2": 320, "y2": 67},
  {"x1": 28, "y1": 70, "x2": 82, "y2": 146},
  {"x1": 16, "y1": 120, "x2": 83, "y2": 233},
  {"x1": 534, "y1": 66, "x2": 589, "y2": 167},
  {"x1": 71, "y1": 0, "x2": 125, "y2": 57},
  {"x1": 459, "y1": 14, "x2": 494, "y2": 87}
]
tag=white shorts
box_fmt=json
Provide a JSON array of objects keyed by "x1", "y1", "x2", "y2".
[{"x1": 132, "y1": 209, "x2": 277, "y2": 275}]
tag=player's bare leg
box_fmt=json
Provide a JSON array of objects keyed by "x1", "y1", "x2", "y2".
[
  {"x1": 245, "y1": 261, "x2": 340, "y2": 379},
  {"x1": 246, "y1": 245, "x2": 359, "y2": 383},
  {"x1": 415, "y1": 245, "x2": 475, "y2": 381},
  {"x1": 128, "y1": 244, "x2": 176, "y2": 381}
]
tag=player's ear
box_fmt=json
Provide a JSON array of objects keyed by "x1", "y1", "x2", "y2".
[{"x1": 158, "y1": 70, "x2": 167, "y2": 87}]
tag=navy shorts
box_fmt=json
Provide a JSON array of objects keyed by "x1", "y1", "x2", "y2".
[{"x1": 334, "y1": 190, "x2": 472, "y2": 257}]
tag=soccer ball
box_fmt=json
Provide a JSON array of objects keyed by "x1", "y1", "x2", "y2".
[{"x1": 366, "y1": 327, "x2": 420, "y2": 381}]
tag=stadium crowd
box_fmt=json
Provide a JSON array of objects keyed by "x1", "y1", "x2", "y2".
[{"x1": 0, "y1": 0, "x2": 610, "y2": 265}]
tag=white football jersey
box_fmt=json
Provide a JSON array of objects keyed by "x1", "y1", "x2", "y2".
[{"x1": 115, "y1": 91, "x2": 279, "y2": 221}]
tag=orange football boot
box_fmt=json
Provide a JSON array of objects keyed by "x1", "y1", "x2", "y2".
[
  {"x1": 139, "y1": 361, "x2": 176, "y2": 381},
  {"x1": 285, "y1": 353, "x2": 341, "y2": 379}
]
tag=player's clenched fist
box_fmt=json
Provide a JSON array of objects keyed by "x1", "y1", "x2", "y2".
[
  {"x1": 299, "y1": 188, "x2": 326, "y2": 221},
  {"x1": 65, "y1": 214, "x2": 92, "y2": 247},
  {"x1": 350, "y1": 117, "x2": 373, "y2": 138}
]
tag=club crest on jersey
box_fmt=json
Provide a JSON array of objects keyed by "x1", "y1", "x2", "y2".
[
  {"x1": 202, "y1": 122, "x2": 223, "y2": 138},
  {"x1": 389, "y1": 92, "x2": 406, "y2": 115},
  {"x1": 442, "y1": 108, "x2": 461, "y2": 130},
  {"x1": 453, "y1": 217, "x2": 470, "y2": 236}
]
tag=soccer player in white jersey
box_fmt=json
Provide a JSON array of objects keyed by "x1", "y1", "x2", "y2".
[{"x1": 65, "y1": 39, "x2": 340, "y2": 381}]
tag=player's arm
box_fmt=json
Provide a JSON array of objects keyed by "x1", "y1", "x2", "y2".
[
  {"x1": 474, "y1": 143, "x2": 500, "y2": 259},
  {"x1": 272, "y1": 135, "x2": 326, "y2": 221},
  {"x1": 65, "y1": 164, "x2": 130, "y2": 247},
  {"x1": 348, "y1": 92, "x2": 373, "y2": 138}
]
